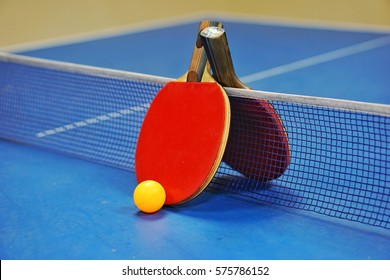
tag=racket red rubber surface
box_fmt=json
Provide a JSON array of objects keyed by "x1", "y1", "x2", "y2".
[
  {"x1": 135, "y1": 21, "x2": 230, "y2": 205},
  {"x1": 201, "y1": 26, "x2": 290, "y2": 181}
]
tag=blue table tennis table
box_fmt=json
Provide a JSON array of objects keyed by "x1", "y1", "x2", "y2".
[{"x1": 1, "y1": 17, "x2": 389, "y2": 260}]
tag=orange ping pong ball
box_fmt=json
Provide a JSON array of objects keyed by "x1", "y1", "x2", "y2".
[{"x1": 133, "y1": 180, "x2": 166, "y2": 213}]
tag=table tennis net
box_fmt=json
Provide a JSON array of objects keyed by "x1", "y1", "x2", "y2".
[{"x1": 1, "y1": 53, "x2": 389, "y2": 230}]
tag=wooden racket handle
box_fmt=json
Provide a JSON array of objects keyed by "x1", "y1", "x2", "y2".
[
  {"x1": 200, "y1": 26, "x2": 248, "y2": 89},
  {"x1": 187, "y1": 21, "x2": 223, "y2": 82}
]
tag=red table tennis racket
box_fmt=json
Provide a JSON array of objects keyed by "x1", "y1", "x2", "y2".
[
  {"x1": 135, "y1": 20, "x2": 230, "y2": 205},
  {"x1": 200, "y1": 26, "x2": 290, "y2": 181}
]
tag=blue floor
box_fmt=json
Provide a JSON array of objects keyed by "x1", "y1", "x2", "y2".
[{"x1": 1, "y1": 141, "x2": 389, "y2": 259}]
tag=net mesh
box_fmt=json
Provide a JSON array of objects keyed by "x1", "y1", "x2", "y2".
[{"x1": 1, "y1": 55, "x2": 389, "y2": 230}]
